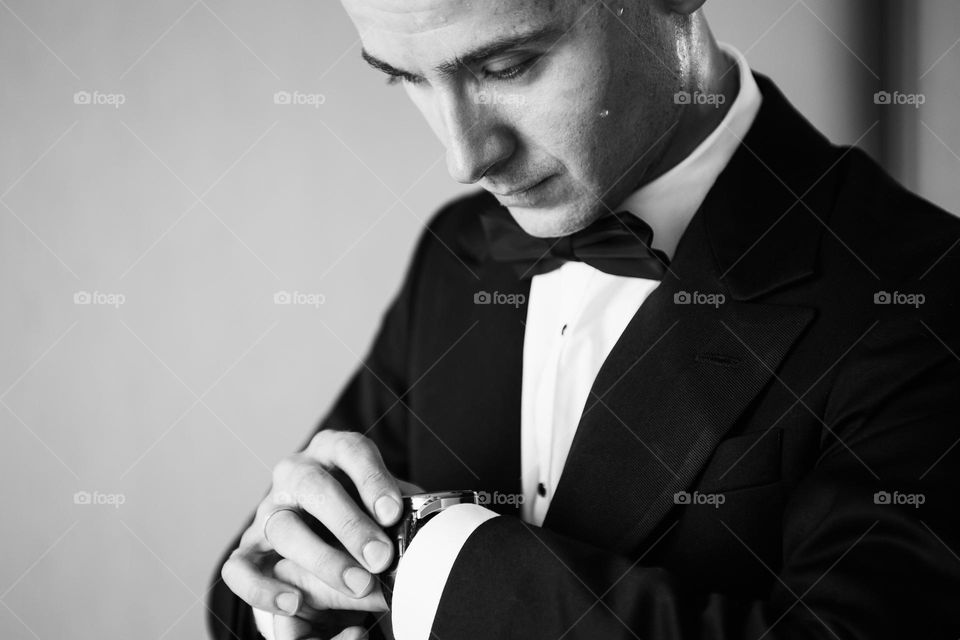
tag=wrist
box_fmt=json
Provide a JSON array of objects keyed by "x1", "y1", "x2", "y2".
[{"x1": 379, "y1": 490, "x2": 481, "y2": 607}]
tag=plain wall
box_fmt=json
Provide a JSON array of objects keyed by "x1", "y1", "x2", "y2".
[{"x1": 1, "y1": 1, "x2": 957, "y2": 637}]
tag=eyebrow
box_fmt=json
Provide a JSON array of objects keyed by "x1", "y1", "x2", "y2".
[{"x1": 360, "y1": 24, "x2": 564, "y2": 82}]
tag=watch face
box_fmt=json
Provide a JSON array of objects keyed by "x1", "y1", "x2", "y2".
[
  {"x1": 399, "y1": 490, "x2": 480, "y2": 554},
  {"x1": 406, "y1": 490, "x2": 480, "y2": 517},
  {"x1": 383, "y1": 490, "x2": 481, "y2": 576},
  {"x1": 379, "y1": 490, "x2": 481, "y2": 608}
]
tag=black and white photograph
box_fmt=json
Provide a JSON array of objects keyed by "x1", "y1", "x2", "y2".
[{"x1": 2, "y1": 1, "x2": 960, "y2": 638}]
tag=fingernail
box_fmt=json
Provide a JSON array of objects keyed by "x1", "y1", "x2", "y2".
[
  {"x1": 343, "y1": 566, "x2": 373, "y2": 596},
  {"x1": 363, "y1": 539, "x2": 392, "y2": 570},
  {"x1": 375, "y1": 495, "x2": 401, "y2": 524},
  {"x1": 275, "y1": 591, "x2": 300, "y2": 615}
]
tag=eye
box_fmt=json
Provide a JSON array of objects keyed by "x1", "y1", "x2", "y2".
[
  {"x1": 386, "y1": 73, "x2": 425, "y2": 86},
  {"x1": 484, "y1": 56, "x2": 539, "y2": 82},
  {"x1": 382, "y1": 54, "x2": 540, "y2": 86}
]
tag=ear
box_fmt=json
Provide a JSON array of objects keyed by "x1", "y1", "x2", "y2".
[{"x1": 662, "y1": 0, "x2": 707, "y2": 15}]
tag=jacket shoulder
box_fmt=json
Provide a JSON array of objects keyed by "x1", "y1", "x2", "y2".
[
  {"x1": 830, "y1": 148, "x2": 960, "y2": 285},
  {"x1": 410, "y1": 189, "x2": 499, "y2": 271}
]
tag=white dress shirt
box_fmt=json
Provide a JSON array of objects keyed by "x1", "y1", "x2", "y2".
[
  {"x1": 256, "y1": 42, "x2": 762, "y2": 640},
  {"x1": 519, "y1": 44, "x2": 761, "y2": 525}
]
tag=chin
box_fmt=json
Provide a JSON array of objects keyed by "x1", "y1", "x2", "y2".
[{"x1": 507, "y1": 204, "x2": 601, "y2": 239}]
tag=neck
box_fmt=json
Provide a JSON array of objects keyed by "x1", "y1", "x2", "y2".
[{"x1": 643, "y1": 19, "x2": 740, "y2": 186}]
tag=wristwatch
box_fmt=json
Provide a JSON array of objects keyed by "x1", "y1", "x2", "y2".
[{"x1": 379, "y1": 490, "x2": 480, "y2": 608}]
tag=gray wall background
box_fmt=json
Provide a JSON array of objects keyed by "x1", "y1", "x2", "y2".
[{"x1": 1, "y1": 1, "x2": 957, "y2": 637}]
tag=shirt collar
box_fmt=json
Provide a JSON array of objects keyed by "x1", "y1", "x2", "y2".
[{"x1": 614, "y1": 43, "x2": 762, "y2": 260}]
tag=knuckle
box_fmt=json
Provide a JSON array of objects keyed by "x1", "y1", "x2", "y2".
[
  {"x1": 246, "y1": 582, "x2": 271, "y2": 608},
  {"x1": 220, "y1": 557, "x2": 236, "y2": 584},
  {"x1": 338, "y1": 513, "x2": 366, "y2": 541},
  {"x1": 221, "y1": 553, "x2": 247, "y2": 590},
  {"x1": 272, "y1": 456, "x2": 297, "y2": 484},
  {"x1": 309, "y1": 428, "x2": 334, "y2": 449},
  {"x1": 239, "y1": 522, "x2": 263, "y2": 547},
  {"x1": 293, "y1": 464, "x2": 330, "y2": 498},
  {"x1": 360, "y1": 466, "x2": 388, "y2": 492},
  {"x1": 312, "y1": 546, "x2": 338, "y2": 575},
  {"x1": 309, "y1": 428, "x2": 345, "y2": 456},
  {"x1": 334, "y1": 431, "x2": 367, "y2": 460}
]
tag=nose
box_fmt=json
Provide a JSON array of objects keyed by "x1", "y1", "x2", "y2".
[{"x1": 438, "y1": 89, "x2": 514, "y2": 184}]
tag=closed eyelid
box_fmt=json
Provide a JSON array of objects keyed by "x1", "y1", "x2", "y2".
[{"x1": 362, "y1": 23, "x2": 565, "y2": 84}]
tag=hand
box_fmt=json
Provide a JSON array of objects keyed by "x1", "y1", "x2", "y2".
[
  {"x1": 221, "y1": 430, "x2": 418, "y2": 630},
  {"x1": 269, "y1": 588, "x2": 373, "y2": 640}
]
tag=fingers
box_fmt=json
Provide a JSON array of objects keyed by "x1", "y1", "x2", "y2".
[
  {"x1": 223, "y1": 431, "x2": 412, "y2": 621},
  {"x1": 273, "y1": 612, "x2": 320, "y2": 640},
  {"x1": 307, "y1": 431, "x2": 403, "y2": 527},
  {"x1": 264, "y1": 508, "x2": 376, "y2": 598},
  {"x1": 273, "y1": 558, "x2": 388, "y2": 613},
  {"x1": 274, "y1": 457, "x2": 395, "y2": 577},
  {"x1": 221, "y1": 549, "x2": 303, "y2": 616},
  {"x1": 274, "y1": 605, "x2": 371, "y2": 640},
  {"x1": 230, "y1": 430, "x2": 405, "y2": 614},
  {"x1": 273, "y1": 614, "x2": 367, "y2": 640}
]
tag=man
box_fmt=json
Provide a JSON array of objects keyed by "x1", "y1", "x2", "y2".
[{"x1": 209, "y1": 0, "x2": 960, "y2": 638}]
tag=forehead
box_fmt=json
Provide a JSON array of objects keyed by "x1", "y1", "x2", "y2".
[{"x1": 342, "y1": 0, "x2": 568, "y2": 58}]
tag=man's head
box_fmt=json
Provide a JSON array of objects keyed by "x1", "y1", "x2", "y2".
[{"x1": 342, "y1": 0, "x2": 719, "y2": 237}]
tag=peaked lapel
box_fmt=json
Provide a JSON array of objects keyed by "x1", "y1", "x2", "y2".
[{"x1": 540, "y1": 75, "x2": 844, "y2": 553}]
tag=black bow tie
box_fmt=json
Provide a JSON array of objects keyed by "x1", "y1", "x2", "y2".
[{"x1": 479, "y1": 207, "x2": 670, "y2": 280}]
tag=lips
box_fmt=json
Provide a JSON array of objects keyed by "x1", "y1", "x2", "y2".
[
  {"x1": 496, "y1": 178, "x2": 547, "y2": 197},
  {"x1": 491, "y1": 176, "x2": 558, "y2": 208}
]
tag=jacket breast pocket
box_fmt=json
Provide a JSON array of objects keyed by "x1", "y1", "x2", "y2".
[
  {"x1": 695, "y1": 428, "x2": 783, "y2": 493},
  {"x1": 662, "y1": 429, "x2": 785, "y2": 594}
]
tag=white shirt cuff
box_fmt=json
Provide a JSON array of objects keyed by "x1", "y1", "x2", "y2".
[
  {"x1": 391, "y1": 503, "x2": 499, "y2": 640},
  {"x1": 252, "y1": 606, "x2": 275, "y2": 640}
]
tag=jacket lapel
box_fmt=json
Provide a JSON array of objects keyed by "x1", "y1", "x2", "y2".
[{"x1": 541, "y1": 75, "x2": 843, "y2": 553}]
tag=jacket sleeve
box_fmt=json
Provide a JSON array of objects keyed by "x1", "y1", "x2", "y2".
[
  {"x1": 205, "y1": 213, "x2": 437, "y2": 640},
  {"x1": 427, "y1": 317, "x2": 960, "y2": 640}
]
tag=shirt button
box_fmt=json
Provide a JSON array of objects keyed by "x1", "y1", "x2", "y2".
[{"x1": 537, "y1": 483, "x2": 547, "y2": 497}]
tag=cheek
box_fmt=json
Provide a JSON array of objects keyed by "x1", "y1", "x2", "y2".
[{"x1": 517, "y1": 48, "x2": 613, "y2": 174}]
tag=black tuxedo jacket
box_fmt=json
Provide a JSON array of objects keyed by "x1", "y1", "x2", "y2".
[{"x1": 209, "y1": 74, "x2": 960, "y2": 639}]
